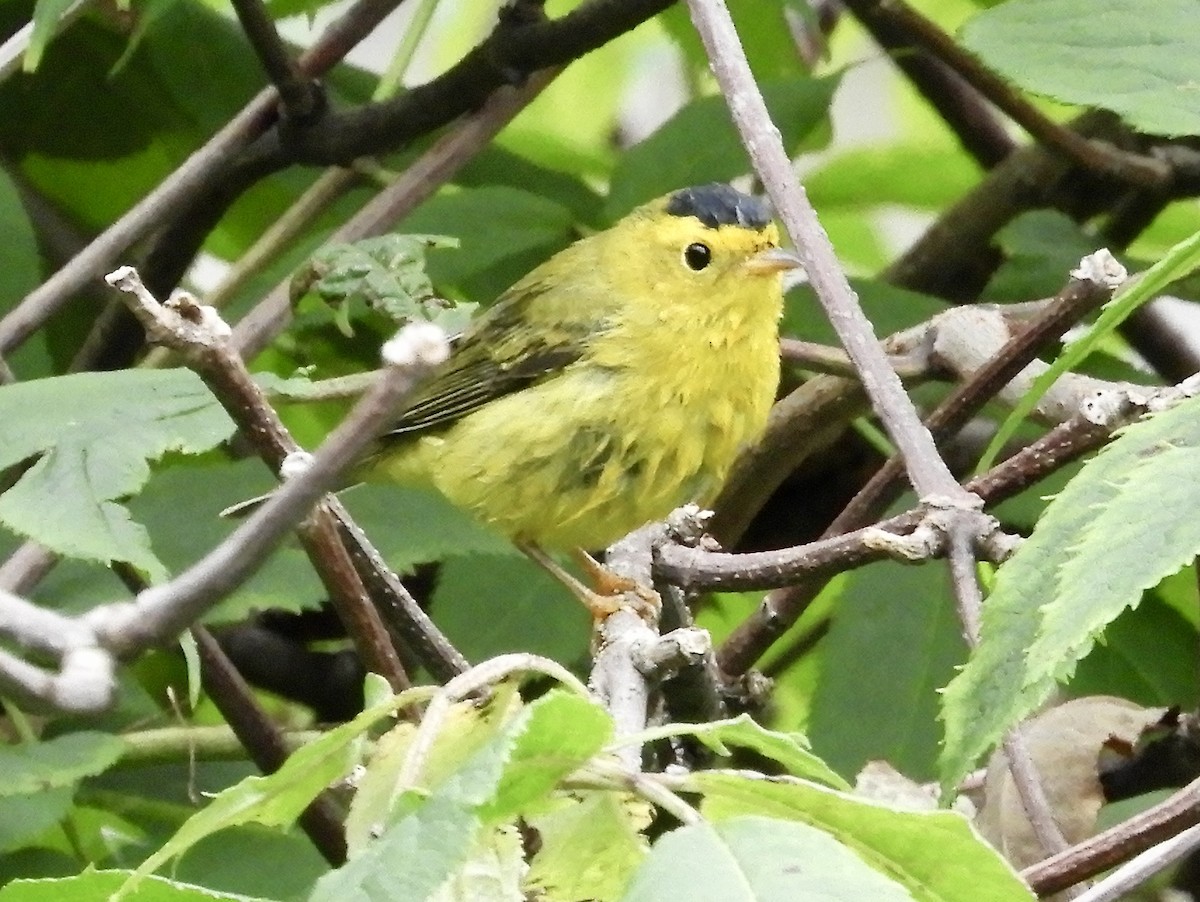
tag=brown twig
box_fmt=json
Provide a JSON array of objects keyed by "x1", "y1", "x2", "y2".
[
  {"x1": 326, "y1": 501, "x2": 470, "y2": 684},
  {"x1": 885, "y1": 111, "x2": 1146, "y2": 304},
  {"x1": 833, "y1": 263, "x2": 1120, "y2": 533},
  {"x1": 1023, "y1": 774, "x2": 1200, "y2": 896},
  {"x1": 300, "y1": 509, "x2": 411, "y2": 693},
  {"x1": 117, "y1": 278, "x2": 414, "y2": 691},
  {"x1": 140, "y1": 0, "x2": 672, "y2": 312},
  {"x1": 91, "y1": 267, "x2": 446, "y2": 657},
  {"x1": 229, "y1": 0, "x2": 321, "y2": 121},
  {"x1": 713, "y1": 391, "x2": 1148, "y2": 674},
  {"x1": 193, "y1": 625, "x2": 348, "y2": 865},
  {"x1": 779, "y1": 337, "x2": 931, "y2": 381}
]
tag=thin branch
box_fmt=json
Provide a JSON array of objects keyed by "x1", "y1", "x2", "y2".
[
  {"x1": 593, "y1": 525, "x2": 664, "y2": 769},
  {"x1": 712, "y1": 280, "x2": 1110, "y2": 549},
  {"x1": 1023, "y1": 774, "x2": 1200, "y2": 896},
  {"x1": 713, "y1": 382, "x2": 1164, "y2": 674},
  {"x1": 1069, "y1": 823, "x2": 1200, "y2": 902},
  {"x1": 659, "y1": 516, "x2": 942, "y2": 593},
  {"x1": 326, "y1": 501, "x2": 470, "y2": 684},
  {"x1": 243, "y1": 0, "x2": 672, "y2": 167},
  {"x1": 779, "y1": 337, "x2": 931, "y2": 381},
  {"x1": 229, "y1": 0, "x2": 322, "y2": 120},
  {"x1": 193, "y1": 626, "x2": 347, "y2": 865},
  {"x1": 301, "y1": 509, "x2": 412, "y2": 693},
  {"x1": 0, "y1": 587, "x2": 94, "y2": 657},
  {"x1": 0, "y1": 643, "x2": 114, "y2": 714},
  {"x1": 113, "y1": 272, "x2": 419, "y2": 691},
  {"x1": 832, "y1": 257, "x2": 1122, "y2": 535},
  {"x1": 0, "y1": 542, "x2": 59, "y2": 596},
  {"x1": 885, "y1": 111, "x2": 1147, "y2": 304},
  {"x1": 115, "y1": 724, "x2": 322, "y2": 765},
  {"x1": 866, "y1": 0, "x2": 1169, "y2": 187},
  {"x1": 139, "y1": 0, "x2": 673, "y2": 313},
  {"x1": 88, "y1": 268, "x2": 447, "y2": 657},
  {"x1": 687, "y1": 0, "x2": 976, "y2": 509}
]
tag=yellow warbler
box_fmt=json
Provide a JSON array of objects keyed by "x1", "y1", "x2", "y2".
[
  {"x1": 359, "y1": 183, "x2": 798, "y2": 610},
  {"x1": 237, "y1": 184, "x2": 798, "y2": 612}
]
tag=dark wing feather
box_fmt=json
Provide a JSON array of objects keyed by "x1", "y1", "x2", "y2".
[{"x1": 381, "y1": 284, "x2": 593, "y2": 439}]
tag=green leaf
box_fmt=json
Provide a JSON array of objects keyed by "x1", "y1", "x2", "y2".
[
  {"x1": 296, "y1": 234, "x2": 472, "y2": 335},
  {"x1": 401, "y1": 187, "x2": 577, "y2": 300},
  {"x1": 0, "y1": 870, "x2": 277, "y2": 901},
  {"x1": 316, "y1": 687, "x2": 534, "y2": 900},
  {"x1": 341, "y1": 485, "x2": 513, "y2": 571},
  {"x1": 1070, "y1": 592, "x2": 1200, "y2": 707},
  {"x1": 943, "y1": 392, "x2": 1200, "y2": 788},
  {"x1": 118, "y1": 687, "x2": 430, "y2": 897},
  {"x1": 0, "y1": 169, "x2": 40, "y2": 310},
  {"x1": 344, "y1": 686, "x2": 523, "y2": 856},
  {"x1": 622, "y1": 816, "x2": 915, "y2": 902},
  {"x1": 628, "y1": 715, "x2": 847, "y2": 790},
  {"x1": 171, "y1": 825, "x2": 329, "y2": 900},
  {"x1": 456, "y1": 147, "x2": 606, "y2": 229},
  {"x1": 806, "y1": 144, "x2": 981, "y2": 212},
  {"x1": 428, "y1": 824, "x2": 525, "y2": 902},
  {"x1": 0, "y1": 788, "x2": 75, "y2": 854},
  {"x1": 982, "y1": 211, "x2": 1100, "y2": 303},
  {"x1": 527, "y1": 793, "x2": 647, "y2": 902},
  {"x1": 126, "y1": 458, "x2": 326, "y2": 624},
  {"x1": 980, "y1": 224, "x2": 1200, "y2": 472},
  {"x1": 0, "y1": 370, "x2": 235, "y2": 579},
  {"x1": 961, "y1": 0, "x2": 1200, "y2": 137},
  {"x1": 337, "y1": 687, "x2": 607, "y2": 895},
  {"x1": 808, "y1": 563, "x2": 967, "y2": 782},
  {"x1": 693, "y1": 774, "x2": 1033, "y2": 902},
  {"x1": 310, "y1": 793, "x2": 480, "y2": 902},
  {"x1": 479, "y1": 691, "x2": 613, "y2": 823},
  {"x1": 0, "y1": 732, "x2": 125, "y2": 798},
  {"x1": 606, "y1": 77, "x2": 839, "y2": 220},
  {"x1": 430, "y1": 553, "x2": 591, "y2": 664}
]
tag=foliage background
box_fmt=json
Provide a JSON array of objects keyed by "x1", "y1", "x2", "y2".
[{"x1": 2, "y1": 0, "x2": 1200, "y2": 898}]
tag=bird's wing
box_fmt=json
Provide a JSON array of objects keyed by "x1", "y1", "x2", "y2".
[{"x1": 381, "y1": 282, "x2": 597, "y2": 438}]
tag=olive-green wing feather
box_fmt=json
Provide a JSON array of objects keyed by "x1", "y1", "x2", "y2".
[{"x1": 382, "y1": 284, "x2": 599, "y2": 438}]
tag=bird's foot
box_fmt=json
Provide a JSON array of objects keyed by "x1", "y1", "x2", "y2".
[
  {"x1": 518, "y1": 543, "x2": 660, "y2": 622},
  {"x1": 571, "y1": 549, "x2": 661, "y2": 621}
]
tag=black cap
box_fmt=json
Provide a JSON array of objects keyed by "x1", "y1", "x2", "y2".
[{"x1": 664, "y1": 183, "x2": 771, "y2": 230}]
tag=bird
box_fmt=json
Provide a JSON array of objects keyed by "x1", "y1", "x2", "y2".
[{"x1": 352, "y1": 182, "x2": 800, "y2": 616}]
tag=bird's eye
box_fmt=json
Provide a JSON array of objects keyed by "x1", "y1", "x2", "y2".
[{"x1": 683, "y1": 242, "x2": 712, "y2": 271}]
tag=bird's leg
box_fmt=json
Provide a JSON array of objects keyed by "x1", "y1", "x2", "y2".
[
  {"x1": 570, "y1": 549, "x2": 661, "y2": 619},
  {"x1": 517, "y1": 542, "x2": 660, "y2": 621}
]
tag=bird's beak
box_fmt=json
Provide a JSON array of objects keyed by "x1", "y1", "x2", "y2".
[{"x1": 744, "y1": 247, "x2": 803, "y2": 276}]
